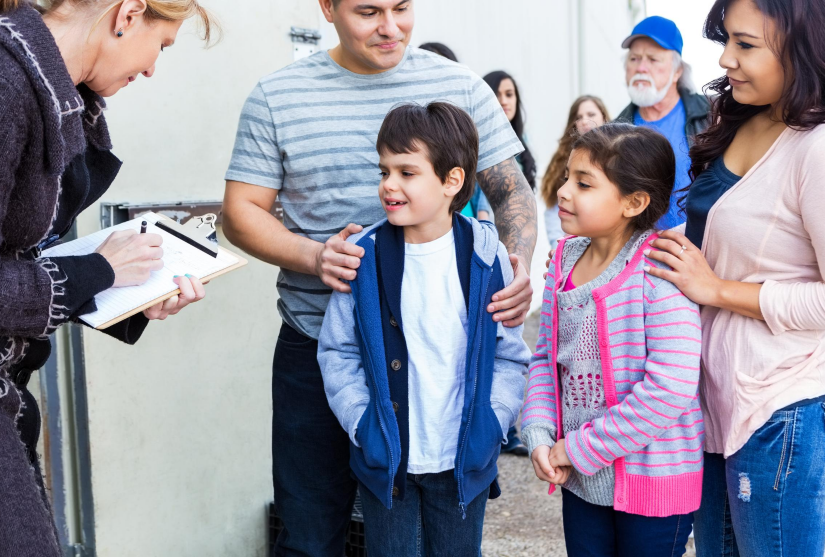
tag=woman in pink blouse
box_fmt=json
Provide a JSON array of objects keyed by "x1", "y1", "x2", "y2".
[{"x1": 645, "y1": 0, "x2": 825, "y2": 555}]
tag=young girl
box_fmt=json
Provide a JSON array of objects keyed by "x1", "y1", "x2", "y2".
[{"x1": 522, "y1": 123, "x2": 703, "y2": 556}]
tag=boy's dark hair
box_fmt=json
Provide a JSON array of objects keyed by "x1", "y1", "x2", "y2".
[
  {"x1": 376, "y1": 102, "x2": 479, "y2": 214},
  {"x1": 572, "y1": 123, "x2": 675, "y2": 231}
]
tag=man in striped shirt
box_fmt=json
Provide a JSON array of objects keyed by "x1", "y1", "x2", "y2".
[{"x1": 223, "y1": 1, "x2": 537, "y2": 554}]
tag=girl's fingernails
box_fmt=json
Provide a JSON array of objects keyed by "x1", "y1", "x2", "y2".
[
  {"x1": 644, "y1": 266, "x2": 651, "y2": 273},
  {"x1": 643, "y1": 249, "x2": 651, "y2": 256},
  {"x1": 185, "y1": 273, "x2": 193, "y2": 278},
  {"x1": 173, "y1": 275, "x2": 179, "y2": 278}
]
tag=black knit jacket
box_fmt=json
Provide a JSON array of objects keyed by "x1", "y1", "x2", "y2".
[{"x1": 0, "y1": 7, "x2": 148, "y2": 555}]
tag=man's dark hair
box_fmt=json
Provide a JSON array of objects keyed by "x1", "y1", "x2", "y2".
[
  {"x1": 377, "y1": 102, "x2": 479, "y2": 214},
  {"x1": 419, "y1": 42, "x2": 458, "y2": 62},
  {"x1": 572, "y1": 123, "x2": 675, "y2": 231}
]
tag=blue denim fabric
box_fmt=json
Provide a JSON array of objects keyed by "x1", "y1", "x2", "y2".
[
  {"x1": 358, "y1": 471, "x2": 489, "y2": 557},
  {"x1": 561, "y1": 489, "x2": 693, "y2": 557},
  {"x1": 694, "y1": 401, "x2": 825, "y2": 557},
  {"x1": 271, "y1": 324, "x2": 358, "y2": 557}
]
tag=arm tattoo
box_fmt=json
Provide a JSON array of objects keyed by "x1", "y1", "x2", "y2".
[{"x1": 477, "y1": 156, "x2": 537, "y2": 263}]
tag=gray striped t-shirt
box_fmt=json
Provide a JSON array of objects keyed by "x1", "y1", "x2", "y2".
[{"x1": 225, "y1": 47, "x2": 523, "y2": 338}]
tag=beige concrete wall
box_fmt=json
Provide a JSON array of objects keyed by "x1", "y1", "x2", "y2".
[{"x1": 70, "y1": 1, "x2": 318, "y2": 555}]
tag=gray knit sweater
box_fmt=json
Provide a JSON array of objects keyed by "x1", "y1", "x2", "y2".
[
  {"x1": 0, "y1": 7, "x2": 145, "y2": 555},
  {"x1": 523, "y1": 231, "x2": 649, "y2": 505}
]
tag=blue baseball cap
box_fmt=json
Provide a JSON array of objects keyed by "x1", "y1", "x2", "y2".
[{"x1": 621, "y1": 16, "x2": 683, "y2": 55}]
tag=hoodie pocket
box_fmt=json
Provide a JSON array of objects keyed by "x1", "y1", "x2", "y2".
[
  {"x1": 463, "y1": 402, "x2": 504, "y2": 472},
  {"x1": 354, "y1": 400, "x2": 391, "y2": 470}
]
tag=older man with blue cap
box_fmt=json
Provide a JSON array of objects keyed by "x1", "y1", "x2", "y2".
[{"x1": 616, "y1": 16, "x2": 710, "y2": 229}]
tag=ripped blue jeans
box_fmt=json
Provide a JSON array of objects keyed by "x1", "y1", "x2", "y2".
[{"x1": 694, "y1": 401, "x2": 825, "y2": 557}]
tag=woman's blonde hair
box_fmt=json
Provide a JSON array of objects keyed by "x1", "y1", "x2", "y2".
[
  {"x1": 1, "y1": 0, "x2": 218, "y2": 45},
  {"x1": 541, "y1": 95, "x2": 610, "y2": 208}
]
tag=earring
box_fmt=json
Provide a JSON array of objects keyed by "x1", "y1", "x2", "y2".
[{"x1": 116, "y1": 28, "x2": 124, "y2": 37}]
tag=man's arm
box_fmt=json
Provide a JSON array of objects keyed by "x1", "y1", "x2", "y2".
[
  {"x1": 223, "y1": 180, "x2": 363, "y2": 293},
  {"x1": 478, "y1": 156, "x2": 537, "y2": 264},
  {"x1": 477, "y1": 157, "x2": 538, "y2": 326}
]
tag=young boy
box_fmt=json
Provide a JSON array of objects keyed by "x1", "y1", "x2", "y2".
[{"x1": 317, "y1": 102, "x2": 530, "y2": 556}]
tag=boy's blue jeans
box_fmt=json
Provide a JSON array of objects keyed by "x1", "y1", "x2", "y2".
[
  {"x1": 694, "y1": 400, "x2": 825, "y2": 557},
  {"x1": 561, "y1": 489, "x2": 693, "y2": 557},
  {"x1": 358, "y1": 470, "x2": 489, "y2": 557}
]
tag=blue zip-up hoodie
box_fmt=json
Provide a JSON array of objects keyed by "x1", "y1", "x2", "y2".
[{"x1": 318, "y1": 214, "x2": 530, "y2": 512}]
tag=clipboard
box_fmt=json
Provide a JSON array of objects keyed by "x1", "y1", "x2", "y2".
[
  {"x1": 94, "y1": 244, "x2": 248, "y2": 330},
  {"x1": 41, "y1": 212, "x2": 248, "y2": 330}
]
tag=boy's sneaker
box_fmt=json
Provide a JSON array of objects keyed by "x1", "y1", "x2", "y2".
[{"x1": 502, "y1": 426, "x2": 529, "y2": 456}]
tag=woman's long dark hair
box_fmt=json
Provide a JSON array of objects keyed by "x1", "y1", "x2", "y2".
[
  {"x1": 689, "y1": 0, "x2": 825, "y2": 181},
  {"x1": 483, "y1": 71, "x2": 537, "y2": 190}
]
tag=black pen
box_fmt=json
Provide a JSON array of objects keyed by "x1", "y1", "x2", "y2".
[{"x1": 140, "y1": 221, "x2": 147, "y2": 234}]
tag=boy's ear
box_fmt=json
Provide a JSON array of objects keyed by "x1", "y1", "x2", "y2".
[
  {"x1": 623, "y1": 191, "x2": 651, "y2": 219},
  {"x1": 443, "y1": 167, "x2": 465, "y2": 199}
]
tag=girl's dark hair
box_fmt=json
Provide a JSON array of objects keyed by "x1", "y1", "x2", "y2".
[
  {"x1": 419, "y1": 42, "x2": 458, "y2": 63},
  {"x1": 542, "y1": 95, "x2": 611, "y2": 208},
  {"x1": 483, "y1": 70, "x2": 537, "y2": 190},
  {"x1": 573, "y1": 123, "x2": 675, "y2": 232},
  {"x1": 377, "y1": 102, "x2": 479, "y2": 214},
  {"x1": 689, "y1": 0, "x2": 825, "y2": 181}
]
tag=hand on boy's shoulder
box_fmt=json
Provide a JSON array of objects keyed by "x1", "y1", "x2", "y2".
[
  {"x1": 488, "y1": 251, "x2": 532, "y2": 328},
  {"x1": 315, "y1": 223, "x2": 365, "y2": 294}
]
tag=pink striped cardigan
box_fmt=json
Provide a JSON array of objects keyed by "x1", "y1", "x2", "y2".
[{"x1": 522, "y1": 233, "x2": 704, "y2": 517}]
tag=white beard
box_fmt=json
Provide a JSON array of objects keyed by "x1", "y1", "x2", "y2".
[{"x1": 627, "y1": 71, "x2": 675, "y2": 108}]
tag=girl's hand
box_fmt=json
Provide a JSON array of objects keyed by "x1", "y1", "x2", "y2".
[
  {"x1": 644, "y1": 230, "x2": 722, "y2": 307},
  {"x1": 144, "y1": 274, "x2": 206, "y2": 321},
  {"x1": 531, "y1": 445, "x2": 558, "y2": 483},
  {"x1": 549, "y1": 466, "x2": 572, "y2": 486},
  {"x1": 548, "y1": 439, "x2": 573, "y2": 468}
]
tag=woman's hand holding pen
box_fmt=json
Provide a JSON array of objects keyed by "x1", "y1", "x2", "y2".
[
  {"x1": 96, "y1": 229, "x2": 165, "y2": 287},
  {"x1": 96, "y1": 223, "x2": 207, "y2": 320}
]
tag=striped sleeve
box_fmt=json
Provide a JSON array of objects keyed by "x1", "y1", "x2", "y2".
[
  {"x1": 224, "y1": 82, "x2": 284, "y2": 189},
  {"x1": 468, "y1": 75, "x2": 524, "y2": 172},
  {"x1": 521, "y1": 268, "x2": 559, "y2": 452},
  {"x1": 564, "y1": 271, "x2": 702, "y2": 476}
]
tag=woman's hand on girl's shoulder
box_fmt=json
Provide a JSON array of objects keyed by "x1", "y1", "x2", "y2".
[
  {"x1": 644, "y1": 230, "x2": 722, "y2": 307},
  {"x1": 143, "y1": 274, "x2": 206, "y2": 321}
]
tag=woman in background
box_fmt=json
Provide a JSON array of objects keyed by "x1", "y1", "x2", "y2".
[
  {"x1": 485, "y1": 71, "x2": 537, "y2": 195},
  {"x1": 541, "y1": 96, "x2": 610, "y2": 247}
]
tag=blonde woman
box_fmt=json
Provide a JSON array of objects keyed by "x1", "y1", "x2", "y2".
[
  {"x1": 0, "y1": 0, "x2": 215, "y2": 553},
  {"x1": 541, "y1": 96, "x2": 610, "y2": 247}
]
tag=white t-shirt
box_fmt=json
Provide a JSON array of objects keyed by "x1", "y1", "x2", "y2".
[{"x1": 401, "y1": 228, "x2": 468, "y2": 474}]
